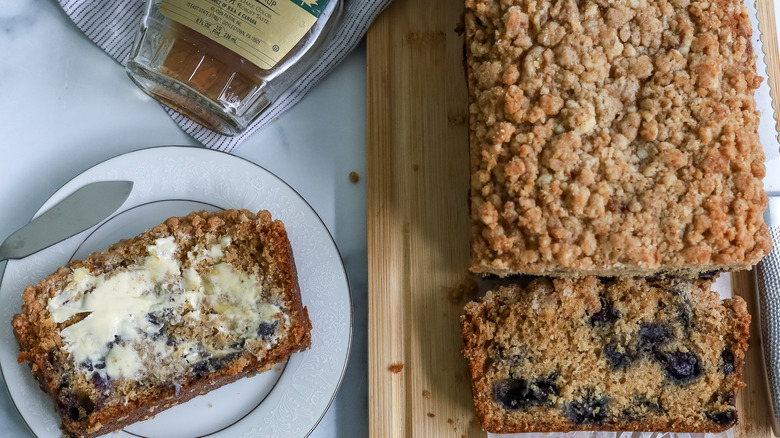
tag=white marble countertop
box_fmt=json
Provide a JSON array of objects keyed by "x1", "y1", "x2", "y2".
[{"x1": 0, "y1": 0, "x2": 367, "y2": 436}]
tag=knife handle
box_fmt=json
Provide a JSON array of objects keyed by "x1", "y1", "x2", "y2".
[{"x1": 756, "y1": 225, "x2": 780, "y2": 435}]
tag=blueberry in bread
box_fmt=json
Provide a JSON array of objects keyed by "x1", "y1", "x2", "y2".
[
  {"x1": 13, "y1": 209, "x2": 311, "y2": 438},
  {"x1": 460, "y1": 277, "x2": 749, "y2": 433}
]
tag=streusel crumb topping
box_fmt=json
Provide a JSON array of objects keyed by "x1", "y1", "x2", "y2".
[{"x1": 467, "y1": 0, "x2": 770, "y2": 276}]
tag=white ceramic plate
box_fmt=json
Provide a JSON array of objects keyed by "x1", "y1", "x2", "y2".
[{"x1": 0, "y1": 146, "x2": 352, "y2": 438}]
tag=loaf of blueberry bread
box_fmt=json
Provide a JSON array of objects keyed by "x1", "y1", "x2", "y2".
[
  {"x1": 460, "y1": 277, "x2": 749, "y2": 433},
  {"x1": 466, "y1": 0, "x2": 770, "y2": 277},
  {"x1": 13, "y1": 209, "x2": 312, "y2": 438}
]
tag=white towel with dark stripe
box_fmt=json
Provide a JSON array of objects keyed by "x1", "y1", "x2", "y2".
[{"x1": 58, "y1": 0, "x2": 389, "y2": 152}]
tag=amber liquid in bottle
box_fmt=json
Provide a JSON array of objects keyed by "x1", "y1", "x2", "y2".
[
  {"x1": 157, "y1": 24, "x2": 257, "y2": 110},
  {"x1": 127, "y1": 0, "x2": 341, "y2": 136}
]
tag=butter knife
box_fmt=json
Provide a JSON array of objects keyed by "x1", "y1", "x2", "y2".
[
  {"x1": 757, "y1": 191, "x2": 780, "y2": 435},
  {"x1": 0, "y1": 181, "x2": 133, "y2": 261}
]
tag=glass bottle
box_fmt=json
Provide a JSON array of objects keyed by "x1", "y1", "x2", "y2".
[{"x1": 126, "y1": 0, "x2": 342, "y2": 136}]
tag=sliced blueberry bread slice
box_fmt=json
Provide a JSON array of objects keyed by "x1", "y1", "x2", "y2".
[
  {"x1": 460, "y1": 277, "x2": 749, "y2": 433},
  {"x1": 13, "y1": 209, "x2": 311, "y2": 438}
]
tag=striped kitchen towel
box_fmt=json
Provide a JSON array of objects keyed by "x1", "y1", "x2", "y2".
[{"x1": 57, "y1": 0, "x2": 390, "y2": 152}]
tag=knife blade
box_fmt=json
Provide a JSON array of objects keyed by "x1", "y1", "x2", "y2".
[
  {"x1": 756, "y1": 192, "x2": 780, "y2": 435},
  {"x1": 0, "y1": 181, "x2": 133, "y2": 261}
]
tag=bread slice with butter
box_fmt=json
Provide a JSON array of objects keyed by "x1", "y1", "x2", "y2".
[{"x1": 12, "y1": 209, "x2": 311, "y2": 438}]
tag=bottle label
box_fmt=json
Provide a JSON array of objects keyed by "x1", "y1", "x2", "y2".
[{"x1": 160, "y1": 0, "x2": 330, "y2": 70}]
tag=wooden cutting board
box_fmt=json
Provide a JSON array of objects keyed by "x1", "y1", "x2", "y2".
[{"x1": 366, "y1": 1, "x2": 780, "y2": 437}]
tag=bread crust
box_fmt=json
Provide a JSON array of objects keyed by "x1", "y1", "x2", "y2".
[{"x1": 13, "y1": 209, "x2": 311, "y2": 438}]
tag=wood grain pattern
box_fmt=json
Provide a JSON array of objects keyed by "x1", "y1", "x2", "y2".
[
  {"x1": 757, "y1": 0, "x2": 780, "y2": 131},
  {"x1": 367, "y1": 0, "x2": 477, "y2": 436},
  {"x1": 367, "y1": 0, "x2": 780, "y2": 437},
  {"x1": 733, "y1": 271, "x2": 776, "y2": 438}
]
